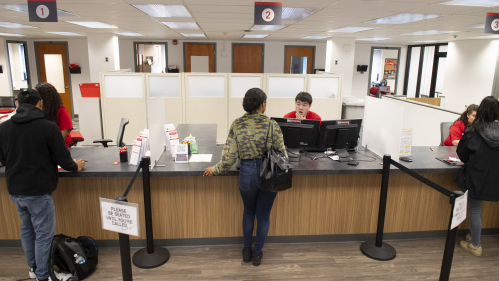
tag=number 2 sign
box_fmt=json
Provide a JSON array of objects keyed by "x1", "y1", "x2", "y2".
[
  {"x1": 485, "y1": 12, "x2": 499, "y2": 34},
  {"x1": 28, "y1": 0, "x2": 58, "y2": 22},
  {"x1": 254, "y1": 2, "x2": 282, "y2": 26}
]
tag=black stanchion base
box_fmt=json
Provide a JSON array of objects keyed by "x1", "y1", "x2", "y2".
[
  {"x1": 132, "y1": 247, "x2": 170, "y2": 269},
  {"x1": 360, "y1": 241, "x2": 396, "y2": 261}
]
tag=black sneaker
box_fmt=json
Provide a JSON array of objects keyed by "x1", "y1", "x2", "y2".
[
  {"x1": 252, "y1": 250, "x2": 263, "y2": 266},
  {"x1": 242, "y1": 247, "x2": 252, "y2": 263}
]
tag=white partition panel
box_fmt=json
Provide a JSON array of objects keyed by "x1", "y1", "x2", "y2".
[
  {"x1": 76, "y1": 97, "x2": 102, "y2": 146},
  {"x1": 146, "y1": 73, "x2": 183, "y2": 127},
  {"x1": 265, "y1": 74, "x2": 307, "y2": 118},
  {"x1": 307, "y1": 74, "x2": 343, "y2": 120},
  {"x1": 185, "y1": 73, "x2": 228, "y2": 144},
  {"x1": 148, "y1": 95, "x2": 166, "y2": 169},
  {"x1": 362, "y1": 97, "x2": 404, "y2": 161},
  {"x1": 228, "y1": 74, "x2": 264, "y2": 130},
  {"x1": 100, "y1": 73, "x2": 147, "y2": 145}
]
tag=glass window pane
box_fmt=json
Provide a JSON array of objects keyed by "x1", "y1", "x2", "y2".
[
  {"x1": 406, "y1": 47, "x2": 420, "y2": 98},
  {"x1": 420, "y1": 46, "x2": 435, "y2": 97},
  {"x1": 435, "y1": 57, "x2": 446, "y2": 94},
  {"x1": 371, "y1": 49, "x2": 383, "y2": 84},
  {"x1": 44, "y1": 54, "x2": 65, "y2": 93},
  {"x1": 290, "y1": 56, "x2": 307, "y2": 74},
  {"x1": 438, "y1": 45, "x2": 448, "y2": 52}
]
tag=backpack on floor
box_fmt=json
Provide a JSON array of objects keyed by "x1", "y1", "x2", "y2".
[{"x1": 49, "y1": 234, "x2": 99, "y2": 281}]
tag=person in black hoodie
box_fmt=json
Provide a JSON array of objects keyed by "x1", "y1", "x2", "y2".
[
  {"x1": 0, "y1": 89, "x2": 85, "y2": 281},
  {"x1": 456, "y1": 96, "x2": 499, "y2": 257}
]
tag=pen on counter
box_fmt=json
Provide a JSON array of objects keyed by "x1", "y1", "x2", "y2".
[{"x1": 430, "y1": 148, "x2": 433, "y2": 151}]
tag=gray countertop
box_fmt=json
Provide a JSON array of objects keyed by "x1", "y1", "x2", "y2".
[{"x1": 0, "y1": 124, "x2": 461, "y2": 178}]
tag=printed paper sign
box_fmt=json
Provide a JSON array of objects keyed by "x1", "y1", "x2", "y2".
[
  {"x1": 399, "y1": 129, "x2": 412, "y2": 157},
  {"x1": 100, "y1": 198, "x2": 140, "y2": 237},
  {"x1": 451, "y1": 191, "x2": 468, "y2": 230},
  {"x1": 28, "y1": 0, "x2": 58, "y2": 22},
  {"x1": 485, "y1": 12, "x2": 499, "y2": 34},
  {"x1": 254, "y1": 2, "x2": 282, "y2": 25}
]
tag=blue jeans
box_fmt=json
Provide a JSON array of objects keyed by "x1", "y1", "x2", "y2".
[
  {"x1": 468, "y1": 196, "x2": 482, "y2": 247},
  {"x1": 238, "y1": 159, "x2": 277, "y2": 254},
  {"x1": 10, "y1": 194, "x2": 56, "y2": 280}
]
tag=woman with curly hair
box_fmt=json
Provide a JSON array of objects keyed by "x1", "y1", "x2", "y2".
[{"x1": 35, "y1": 83, "x2": 73, "y2": 147}]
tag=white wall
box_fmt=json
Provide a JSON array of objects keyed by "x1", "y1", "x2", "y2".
[
  {"x1": 119, "y1": 39, "x2": 326, "y2": 74},
  {"x1": 0, "y1": 38, "x2": 12, "y2": 97},
  {"x1": 352, "y1": 43, "x2": 407, "y2": 99},
  {"x1": 326, "y1": 38, "x2": 356, "y2": 98},
  {"x1": 442, "y1": 39, "x2": 499, "y2": 112},
  {"x1": 87, "y1": 34, "x2": 120, "y2": 82}
]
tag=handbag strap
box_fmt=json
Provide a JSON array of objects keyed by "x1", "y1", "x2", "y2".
[{"x1": 264, "y1": 119, "x2": 274, "y2": 152}]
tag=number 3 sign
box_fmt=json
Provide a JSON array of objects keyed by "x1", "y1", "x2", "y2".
[
  {"x1": 254, "y1": 2, "x2": 282, "y2": 26},
  {"x1": 28, "y1": 0, "x2": 58, "y2": 22},
  {"x1": 485, "y1": 12, "x2": 499, "y2": 34}
]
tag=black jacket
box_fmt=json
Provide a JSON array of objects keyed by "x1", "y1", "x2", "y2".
[
  {"x1": 456, "y1": 121, "x2": 499, "y2": 201},
  {"x1": 0, "y1": 104, "x2": 78, "y2": 196}
]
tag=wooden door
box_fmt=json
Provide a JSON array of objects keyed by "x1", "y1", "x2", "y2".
[
  {"x1": 233, "y1": 44, "x2": 263, "y2": 73},
  {"x1": 36, "y1": 43, "x2": 72, "y2": 116},
  {"x1": 184, "y1": 43, "x2": 215, "y2": 72},
  {"x1": 285, "y1": 46, "x2": 315, "y2": 74}
]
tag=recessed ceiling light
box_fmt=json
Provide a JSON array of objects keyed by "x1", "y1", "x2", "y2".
[
  {"x1": 366, "y1": 13, "x2": 443, "y2": 24},
  {"x1": 0, "y1": 33, "x2": 25, "y2": 37},
  {"x1": 328, "y1": 27, "x2": 373, "y2": 33},
  {"x1": 0, "y1": 4, "x2": 77, "y2": 16},
  {"x1": 301, "y1": 36, "x2": 330, "y2": 39},
  {"x1": 162, "y1": 22, "x2": 199, "y2": 29},
  {"x1": 442, "y1": 0, "x2": 499, "y2": 7},
  {"x1": 243, "y1": 34, "x2": 268, "y2": 38},
  {"x1": 469, "y1": 35, "x2": 499, "y2": 39},
  {"x1": 115, "y1": 32, "x2": 144, "y2": 36},
  {"x1": 181, "y1": 33, "x2": 205, "y2": 37},
  {"x1": 469, "y1": 24, "x2": 485, "y2": 28},
  {"x1": 357, "y1": 37, "x2": 390, "y2": 41},
  {"x1": 66, "y1": 21, "x2": 118, "y2": 28},
  {"x1": 251, "y1": 25, "x2": 287, "y2": 31},
  {"x1": 403, "y1": 30, "x2": 457, "y2": 35},
  {"x1": 132, "y1": 4, "x2": 191, "y2": 17},
  {"x1": 47, "y1": 32, "x2": 84, "y2": 36},
  {"x1": 282, "y1": 7, "x2": 319, "y2": 21},
  {"x1": 0, "y1": 22, "x2": 36, "y2": 28}
]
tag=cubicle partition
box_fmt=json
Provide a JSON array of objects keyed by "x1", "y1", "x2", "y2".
[
  {"x1": 228, "y1": 73, "x2": 265, "y2": 127},
  {"x1": 146, "y1": 73, "x2": 184, "y2": 128}
]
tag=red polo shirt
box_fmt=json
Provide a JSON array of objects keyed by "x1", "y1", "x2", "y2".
[
  {"x1": 56, "y1": 106, "x2": 73, "y2": 147},
  {"x1": 443, "y1": 121, "x2": 465, "y2": 146},
  {"x1": 284, "y1": 110, "x2": 322, "y2": 121}
]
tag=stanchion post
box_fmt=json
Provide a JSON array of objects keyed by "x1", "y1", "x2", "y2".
[
  {"x1": 439, "y1": 191, "x2": 462, "y2": 281},
  {"x1": 116, "y1": 196, "x2": 133, "y2": 281},
  {"x1": 360, "y1": 154, "x2": 396, "y2": 261},
  {"x1": 132, "y1": 157, "x2": 170, "y2": 269}
]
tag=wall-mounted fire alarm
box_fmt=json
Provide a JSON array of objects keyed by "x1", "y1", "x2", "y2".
[{"x1": 173, "y1": 40, "x2": 178, "y2": 45}]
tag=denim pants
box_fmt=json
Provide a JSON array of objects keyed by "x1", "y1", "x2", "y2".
[
  {"x1": 238, "y1": 159, "x2": 277, "y2": 254},
  {"x1": 10, "y1": 194, "x2": 56, "y2": 280},
  {"x1": 468, "y1": 196, "x2": 482, "y2": 247}
]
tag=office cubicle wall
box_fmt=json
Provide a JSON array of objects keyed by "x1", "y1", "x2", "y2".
[
  {"x1": 307, "y1": 74, "x2": 342, "y2": 120},
  {"x1": 265, "y1": 74, "x2": 308, "y2": 118},
  {"x1": 100, "y1": 72, "x2": 148, "y2": 145},
  {"x1": 228, "y1": 73, "x2": 265, "y2": 128},
  {"x1": 146, "y1": 73, "x2": 184, "y2": 127},
  {"x1": 185, "y1": 73, "x2": 228, "y2": 143}
]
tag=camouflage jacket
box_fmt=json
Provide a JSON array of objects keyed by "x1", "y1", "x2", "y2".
[{"x1": 212, "y1": 112, "x2": 287, "y2": 175}]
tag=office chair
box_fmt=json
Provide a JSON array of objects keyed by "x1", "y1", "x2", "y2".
[
  {"x1": 93, "y1": 118, "x2": 129, "y2": 147},
  {"x1": 440, "y1": 122, "x2": 454, "y2": 146}
]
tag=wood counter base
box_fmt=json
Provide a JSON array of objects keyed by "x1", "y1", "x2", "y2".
[{"x1": 1, "y1": 173, "x2": 498, "y2": 242}]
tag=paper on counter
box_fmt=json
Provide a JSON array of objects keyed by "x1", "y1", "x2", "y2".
[{"x1": 189, "y1": 154, "x2": 213, "y2": 162}]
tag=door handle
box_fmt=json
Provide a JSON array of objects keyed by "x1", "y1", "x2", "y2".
[{"x1": 65, "y1": 86, "x2": 69, "y2": 89}]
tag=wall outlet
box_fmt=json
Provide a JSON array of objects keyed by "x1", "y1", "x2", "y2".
[
  {"x1": 335, "y1": 60, "x2": 338, "y2": 65},
  {"x1": 105, "y1": 57, "x2": 108, "y2": 62}
]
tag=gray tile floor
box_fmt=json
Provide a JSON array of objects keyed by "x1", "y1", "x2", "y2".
[{"x1": 1, "y1": 236, "x2": 498, "y2": 281}]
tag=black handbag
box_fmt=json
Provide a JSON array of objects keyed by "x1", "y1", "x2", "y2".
[{"x1": 260, "y1": 120, "x2": 294, "y2": 192}]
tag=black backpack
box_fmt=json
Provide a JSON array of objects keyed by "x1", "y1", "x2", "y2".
[{"x1": 49, "y1": 234, "x2": 99, "y2": 281}]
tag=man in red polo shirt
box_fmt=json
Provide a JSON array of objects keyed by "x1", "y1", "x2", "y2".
[{"x1": 284, "y1": 92, "x2": 321, "y2": 121}]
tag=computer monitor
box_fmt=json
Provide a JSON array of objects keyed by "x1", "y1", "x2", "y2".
[
  {"x1": 0, "y1": 97, "x2": 15, "y2": 108},
  {"x1": 271, "y1": 117, "x2": 320, "y2": 161},
  {"x1": 317, "y1": 119, "x2": 362, "y2": 158},
  {"x1": 116, "y1": 118, "x2": 129, "y2": 147}
]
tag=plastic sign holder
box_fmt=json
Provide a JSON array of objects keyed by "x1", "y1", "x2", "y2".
[
  {"x1": 485, "y1": 12, "x2": 499, "y2": 34},
  {"x1": 28, "y1": 0, "x2": 58, "y2": 22},
  {"x1": 254, "y1": 2, "x2": 282, "y2": 25}
]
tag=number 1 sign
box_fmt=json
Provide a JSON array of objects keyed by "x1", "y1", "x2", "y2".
[
  {"x1": 28, "y1": 0, "x2": 58, "y2": 22},
  {"x1": 254, "y1": 2, "x2": 282, "y2": 26},
  {"x1": 485, "y1": 12, "x2": 499, "y2": 34}
]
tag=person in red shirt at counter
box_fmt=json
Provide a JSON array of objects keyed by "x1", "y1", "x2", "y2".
[
  {"x1": 283, "y1": 92, "x2": 321, "y2": 121},
  {"x1": 35, "y1": 83, "x2": 73, "y2": 148},
  {"x1": 444, "y1": 104, "x2": 478, "y2": 146}
]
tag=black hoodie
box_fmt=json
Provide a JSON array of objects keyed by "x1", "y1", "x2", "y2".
[
  {"x1": 456, "y1": 121, "x2": 499, "y2": 201},
  {"x1": 0, "y1": 104, "x2": 78, "y2": 196}
]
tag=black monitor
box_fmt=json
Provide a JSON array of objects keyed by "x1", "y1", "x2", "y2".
[
  {"x1": 317, "y1": 119, "x2": 362, "y2": 158},
  {"x1": 271, "y1": 117, "x2": 320, "y2": 161},
  {"x1": 0, "y1": 97, "x2": 15, "y2": 108},
  {"x1": 116, "y1": 118, "x2": 129, "y2": 147}
]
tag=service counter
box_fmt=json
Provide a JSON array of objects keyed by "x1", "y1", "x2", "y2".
[{"x1": 1, "y1": 124, "x2": 498, "y2": 246}]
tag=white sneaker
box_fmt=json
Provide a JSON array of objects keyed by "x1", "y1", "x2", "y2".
[
  {"x1": 54, "y1": 271, "x2": 73, "y2": 281},
  {"x1": 29, "y1": 267, "x2": 36, "y2": 278}
]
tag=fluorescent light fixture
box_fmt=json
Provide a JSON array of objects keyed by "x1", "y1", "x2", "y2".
[
  {"x1": 282, "y1": 7, "x2": 319, "y2": 21},
  {"x1": 162, "y1": 22, "x2": 199, "y2": 29},
  {"x1": 181, "y1": 33, "x2": 205, "y2": 37},
  {"x1": 469, "y1": 35, "x2": 499, "y2": 39},
  {"x1": 442, "y1": 0, "x2": 499, "y2": 7},
  {"x1": 115, "y1": 32, "x2": 144, "y2": 36},
  {"x1": 132, "y1": 4, "x2": 191, "y2": 17},
  {"x1": 0, "y1": 32, "x2": 25, "y2": 37},
  {"x1": 367, "y1": 13, "x2": 443, "y2": 24},
  {"x1": 357, "y1": 37, "x2": 390, "y2": 41},
  {"x1": 243, "y1": 34, "x2": 268, "y2": 38},
  {"x1": 0, "y1": 22, "x2": 36, "y2": 28},
  {"x1": 328, "y1": 27, "x2": 373, "y2": 33},
  {"x1": 66, "y1": 21, "x2": 118, "y2": 28},
  {"x1": 411, "y1": 40, "x2": 438, "y2": 43},
  {"x1": 0, "y1": 4, "x2": 77, "y2": 16},
  {"x1": 301, "y1": 35, "x2": 330, "y2": 39},
  {"x1": 403, "y1": 30, "x2": 457, "y2": 35},
  {"x1": 251, "y1": 25, "x2": 287, "y2": 31},
  {"x1": 469, "y1": 24, "x2": 485, "y2": 28},
  {"x1": 47, "y1": 32, "x2": 84, "y2": 36}
]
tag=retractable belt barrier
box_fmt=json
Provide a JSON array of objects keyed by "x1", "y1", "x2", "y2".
[{"x1": 360, "y1": 154, "x2": 463, "y2": 281}]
